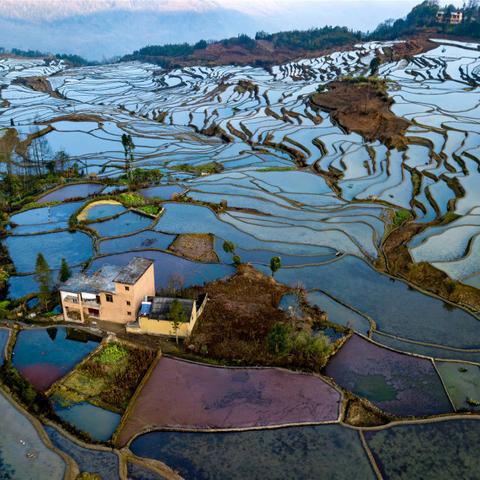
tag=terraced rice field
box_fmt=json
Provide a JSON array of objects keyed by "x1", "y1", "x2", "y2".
[{"x1": 2, "y1": 37, "x2": 480, "y2": 477}]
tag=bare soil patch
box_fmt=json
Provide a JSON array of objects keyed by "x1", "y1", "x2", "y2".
[
  {"x1": 183, "y1": 265, "x2": 337, "y2": 371},
  {"x1": 168, "y1": 233, "x2": 219, "y2": 263},
  {"x1": 13, "y1": 76, "x2": 64, "y2": 99},
  {"x1": 344, "y1": 397, "x2": 392, "y2": 427},
  {"x1": 310, "y1": 78, "x2": 410, "y2": 149},
  {"x1": 379, "y1": 38, "x2": 436, "y2": 63},
  {"x1": 185, "y1": 265, "x2": 290, "y2": 361}
]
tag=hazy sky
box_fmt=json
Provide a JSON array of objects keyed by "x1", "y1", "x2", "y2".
[
  {"x1": 1, "y1": 0, "x2": 463, "y2": 22},
  {"x1": 0, "y1": 0, "x2": 464, "y2": 59}
]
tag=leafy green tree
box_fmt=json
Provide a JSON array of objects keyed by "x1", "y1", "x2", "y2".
[
  {"x1": 266, "y1": 323, "x2": 292, "y2": 355},
  {"x1": 369, "y1": 56, "x2": 381, "y2": 75},
  {"x1": 121, "y1": 133, "x2": 135, "y2": 182},
  {"x1": 270, "y1": 256, "x2": 282, "y2": 277},
  {"x1": 54, "y1": 150, "x2": 70, "y2": 172},
  {"x1": 194, "y1": 39, "x2": 208, "y2": 50},
  {"x1": 59, "y1": 258, "x2": 71, "y2": 282},
  {"x1": 0, "y1": 266, "x2": 9, "y2": 290},
  {"x1": 169, "y1": 299, "x2": 187, "y2": 344},
  {"x1": 35, "y1": 253, "x2": 52, "y2": 310},
  {"x1": 0, "y1": 300, "x2": 10, "y2": 318},
  {"x1": 222, "y1": 240, "x2": 235, "y2": 254},
  {"x1": 223, "y1": 240, "x2": 239, "y2": 265},
  {"x1": 292, "y1": 331, "x2": 332, "y2": 367}
]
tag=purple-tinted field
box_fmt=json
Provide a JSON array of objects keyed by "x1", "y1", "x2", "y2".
[
  {"x1": 117, "y1": 357, "x2": 341, "y2": 445},
  {"x1": 325, "y1": 334, "x2": 453, "y2": 417},
  {"x1": 12, "y1": 328, "x2": 100, "y2": 392}
]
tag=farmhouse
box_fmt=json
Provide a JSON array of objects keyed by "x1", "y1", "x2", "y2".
[
  {"x1": 60, "y1": 257, "x2": 155, "y2": 324},
  {"x1": 60, "y1": 256, "x2": 206, "y2": 338},
  {"x1": 436, "y1": 10, "x2": 463, "y2": 24}
]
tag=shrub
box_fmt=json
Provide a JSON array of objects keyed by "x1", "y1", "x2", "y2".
[
  {"x1": 96, "y1": 344, "x2": 128, "y2": 365},
  {"x1": 222, "y1": 240, "x2": 235, "y2": 254},
  {"x1": 0, "y1": 362, "x2": 53, "y2": 415},
  {"x1": 117, "y1": 192, "x2": 145, "y2": 208},
  {"x1": 171, "y1": 162, "x2": 224, "y2": 175},
  {"x1": 120, "y1": 168, "x2": 163, "y2": 185},
  {"x1": 137, "y1": 204, "x2": 161, "y2": 216},
  {"x1": 393, "y1": 209, "x2": 412, "y2": 227}
]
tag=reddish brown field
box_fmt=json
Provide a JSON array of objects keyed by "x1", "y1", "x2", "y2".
[
  {"x1": 310, "y1": 79, "x2": 410, "y2": 148},
  {"x1": 116, "y1": 357, "x2": 341, "y2": 446}
]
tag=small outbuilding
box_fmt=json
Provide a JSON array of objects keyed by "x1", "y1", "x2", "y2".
[{"x1": 126, "y1": 294, "x2": 208, "y2": 338}]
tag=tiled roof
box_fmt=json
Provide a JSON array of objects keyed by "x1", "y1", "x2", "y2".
[
  {"x1": 60, "y1": 257, "x2": 154, "y2": 294},
  {"x1": 60, "y1": 265, "x2": 121, "y2": 294},
  {"x1": 114, "y1": 257, "x2": 154, "y2": 285}
]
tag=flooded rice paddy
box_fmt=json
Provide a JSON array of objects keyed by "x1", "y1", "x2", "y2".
[
  {"x1": 130, "y1": 425, "x2": 376, "y2": 480},
  {"x1": 0, "y1": 390, "x2": 66, "y2": 480},
  {"x1": 325, "y1": 334, "x2": 452, "y2": 417},
  {"x1": 45, "y1": 425, "x2": 120, "y2": 480},
  {"x1": 1, "y1": 37, "x2": 480, "y2": 476},
  {"x1": 365, "y1": 419, "x2": 480, "y2": 479},
  {"x1": 12, "y1": 327, "x2": 100, "y2": 391},
  {"x1": 53, "y1": 401, "x2": 121, "y2": 442}
]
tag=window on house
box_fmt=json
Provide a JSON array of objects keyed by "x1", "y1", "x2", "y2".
[
  {"x1": 126, "y1": 301, "x2": 131, "y2": 306},
  {"x1": 127, "y1": 311, "x2": 131, "y2": 316},
  {"x1": 125, "y1": 286, "x2": 130, "y2": 291},
  {"x1": 96, "y1": 295, "x2": 101, "y2": 304},
  {"x1": 106, "y1": 294, "x2": 113, "y2": 303}
]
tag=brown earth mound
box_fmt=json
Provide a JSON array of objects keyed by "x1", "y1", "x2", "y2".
[
  {"x1": 310, "y1": 78, "x2": 410, "y2": 149},
  {"x1": 380, "y1": 38, "x2": 435, "y2": 63},
  {"x1": 186, "y1": 264, "x2": 291, "y2": 362},
  {"x1": 343, "y1": 397, "x2": 392, "y2": 427},
  {"x1": 36, "y1": 113, "x2": 105, "y2": 125},
  {"x1": 168, "y1": 233, "x2": 219, "y2": 263},
  {"x1": 13, "y1": 76, "x2": 64, "y2": 99}
]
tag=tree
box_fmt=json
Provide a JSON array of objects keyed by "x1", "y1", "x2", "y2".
[
  {"x1": 194, "y1": 39, "x2": 208, "y2": 50},
  {"x1": 29, "y1": 128, "x2": 52, "y2": 175},
  {"x1": 121, "y1": 133, "x2": 135, "y2": 182},
  {"x1": 35, "y1": 253, "x2": 52, "y2": 310},
  {"x1": 369, "y1": 56, "x2": 381, "y2": 76},
  {"x1": 222, "y1": 240, "x2": 239, "y2": 265},
  {"x1": 59, "y1": 258, "x2": 71, "y2": 282},
  {"x1": 270, "y1": 256, "x2": 282, "y2": 277},
  {"x1": 54, "y1": 150, "x2": 71, "y2": 173},
  {"x1": 222, "y1": 240, "x2": 235, "y2": 254},
  {"x1": 168, "y1": 299, "x2": 187, "y2": 344},
  {"x1": 266, "y1": 323, "x2": 292, "y2": 355}
]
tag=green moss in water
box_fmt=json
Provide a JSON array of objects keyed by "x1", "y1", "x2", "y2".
[{"x1": 352, "y1": 374, "x2": 397, "y2": 402}]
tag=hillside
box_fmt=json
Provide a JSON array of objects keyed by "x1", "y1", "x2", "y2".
[
  {"x1": 121, "y1": 1, "x2": 480, "y2": 68},
  {"x1": 121, "y1": 27, "x2": 364, "y2": 68}
]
